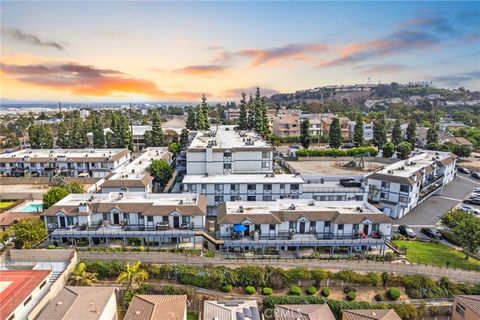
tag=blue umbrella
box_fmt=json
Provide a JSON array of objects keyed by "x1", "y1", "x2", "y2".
[{"x1": 232, "y1": 224, "x2": 247, "y2": 232}]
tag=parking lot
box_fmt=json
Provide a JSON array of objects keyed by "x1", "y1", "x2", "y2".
[{"x1": 396, "y1": 172, "x2": 480, "y2": 228}]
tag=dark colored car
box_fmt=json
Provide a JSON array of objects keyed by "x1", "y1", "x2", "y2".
[
  {"x1": 398, "y1": 225, "x2": 416, "y2": 238},
  {"x1": 458, "y1": 167, "x2": 471, "y2": 174},
  {"x1": 472, "y1": 172, "x2": 480, "y2": 180},
  {"x1": 421, "y1": 228, "x2": 442, "y2": 239},
  {"x1": 464, "y1": 198, "x2": 480, "y2": 205}
]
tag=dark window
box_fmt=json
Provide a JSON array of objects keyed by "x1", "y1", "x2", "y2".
[
  {"x1": 269, "y1": 224, "x2": 275, "y2": 231},
  {"x1": 291, "y1": 184, "x2": 299, "y2": 191},
  {"x1": 353, "y1": 224, "x2": 359, "y2": 231},
  {"x1": 201, "y1": 184, "x2": 207, "y2": 190},
  {"x1": 280, "y1": 184, "x2": 285, "y2": 189},
  {"x1": 289, "y1": 222, "x2": 297, "y2": 229},
  {"x1": 147, "y1": 216, "x2": 153, "y2": 222},
  {"x1": 230, "y1": 196, "x2": 237, "y2": 201},
  {"x1": 39, "y1": 280, "x2": 47, "y2": 289},
  {"x1": 223, "y1": 163, "x2": 232, "y2": 169},
  {"x1": 325, "y1": 221, "x2": 331, "y2": 228},
  {"x1": 214, "y1": 196, "x2": 224, "y2": 203},
  {"x1": 247, "y1": 184, "x2": 256, "y2": 191},
  {"x1": 338, "y1": 224, "x2": 344, "y2": 231},
  {"x1": 263, "y1": 184, "x2": 272, "y2": 191},
  {"x1": 230, "y1": 184, "x2": 238, "y2": 191},
  {"x1": 381, "y1": 181, "x2": 390, "y2": 188},
  {"x1": 380, "y1": 192, "x2": 387, "y2": 199},
  {"x1": 24, "y1": 295, "x2": 32, "y2": 306},
  {"x1": 162, "y1": 216, "x2": 168, "y2": 222},
  {"x1": 400, "y1": 184, "x2": 410, "y2": 193},
  {"x1": 399, "y1": 195, "x2": 408, "y2": 203},
  {"x1": 372, "y1": 224, "x2": 380, "y2": 232},
  {"x1": 455, "y1": 304, "x2": 465, "y2": 317},
  {"x1": 247, "y1": 196, "x2": 256, "y2": 201}
]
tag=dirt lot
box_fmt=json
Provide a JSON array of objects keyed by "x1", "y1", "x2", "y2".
[{"x1": 286, "y1": 158, "x2": 391, "y2": 176}]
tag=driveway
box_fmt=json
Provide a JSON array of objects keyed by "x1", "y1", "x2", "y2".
[{"x1": 396, "y1": 173, "x2": 480, "y2": 227}]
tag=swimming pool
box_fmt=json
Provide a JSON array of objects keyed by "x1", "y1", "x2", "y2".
[{"x1": 17, "y1": 202, "x2": 43, "y2": 213}]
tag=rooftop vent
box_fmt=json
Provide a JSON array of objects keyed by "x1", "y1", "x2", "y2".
[
  {"x1": 238, "y1": 205, "x2": 244, "y2": 213},
  {"x1": 289, "y1": 204, "x2": 296, "y2": 210}
]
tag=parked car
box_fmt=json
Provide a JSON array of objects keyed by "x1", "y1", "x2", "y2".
[
  {"x1": 458, "y1": 167, "x2": 471, "y2": 174},
  {"x1": 463, "y1": 198, "x2": 480, "y2": 205},
  {"x1": 421, "y1": 228, "x2": 442, "y2": 239},
  {"x1": 398, "y1": 225, "x2": 416, "y2": 238},
  {"x1": 471, "y1": 172, "x2": 480, "y2": 179},
  {"x1": 459, "y1": 205, "x2": 480, "y2": 215}
]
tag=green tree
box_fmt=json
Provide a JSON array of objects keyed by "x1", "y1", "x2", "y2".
[
  {"x1": 453, "y1": 214, "x2": 480, "y2": 259},
  {"x1": 300, "y1": 119, "x2": 311, "y2": 149},
  {"x1": 179, "y1": 129, "x2": 189, "y2": 150},
  {"x1": 56, "y1": 122, "x2": 70, "y2": 148},
  {"x1": 105, "y1": 131, "x2": 114, "y2": 148},
  {"x1": 353, "y1": 115, "x2": 364, "y2": 147},
  {"x1": 64, "y1": 182, "x2": 85, "y2": 193},
  {"x1": 451, "y1": 145, "x2": 472, "y2": 158},
  {"x1": 396, "y1": 141, "x2": 412, "y2": 159},
  {"x1": 260, "y1": 96, "x2": 270, "y2": 137},
  {"x1": 238, "y1": 92, "x2": 248, "y2": 130},
  {"x1": 149, "y1": 159, "x2": 173, "y2": 190},
  {"x1": 391, "y1": 118, "x2": 403, "y2": 145},
  {"x1": 110, "y1": 112, "x2": 121, "y2": 148},
  {"x1": 43, "y1": 187, "x2": 70, "y2": 209},
  {"x1": 373, "y1": 115, "x2": 387, "y2": 148},
  {"x1": 406, "y1": 119, "x2": 417, "y2": 148},
  {"x1": 70, "y1": 113, "x2": 88, "y2": 148},
  {"x1": 382, "y1": 142, "x2": 395, "y2": 158},
  {"x1": 9, "y1": 217, "x2": 47, "y2": 249},
  {"x1": 426, "y1": 127, "x2": 438, "y2": 146},
  {"x1": 254, "y1": 87, "x2": 263, "y2": 133},
  {"x1": 70, "y1": 263, "x2": 98, "y2": 286},
  {"x1": 0, "y1": 230, "x2": 9, "y2": 247},
  {"x1": 119, "y1": 114, "x2": 132, "y2": 150},
  {"x1": 196, "y1": 95, "x2": 210, "y2": 130},
  {"x1": 328, "y1": 117, "x2": 342, "y2": 148},
  {"x1": 92, "y1": 113, "x2": 105, "y2": 148},
  {"x1": 146, "y1": 110, "x2": 164, "y2": 147},
  {"x1": 28, "y1": 124, "x2": 54, "y2": 149},
  {"x1": 168, "y1": 142, "x2": 180, "y2": 155},
  {"x1": 116, "y1": 261, "x2": 149, "y2": 291},
  {"x1": 247, "y1": 94, "x2": 255, "y2": 130},
  {"x1": 186, "y1": 108, "x2": 197, "y2": 130}
]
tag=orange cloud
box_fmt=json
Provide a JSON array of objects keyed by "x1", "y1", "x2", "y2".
[
  {"x1": 0, "y1": 62, "x2": 205, "y2": 101},
  {"x1": 176, "y1": 65, "x2": 228, "y2": 75}
]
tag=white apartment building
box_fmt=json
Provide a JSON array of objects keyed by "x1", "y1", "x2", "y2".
[
  {"x1": 348, "y1": 121, "x2": 374, "y2": 142},
  {"x1": 101, "y1": 147, "x2": 172, "y2": 193},
  {"x1": 42, "y1": 192, "x2": 207, "y2": 247},
  {"x1": 217, "y1": 199, "x2": 392, "y2": 254},
  {"x1": 367, "y1": 150, "x2": 456, "y2": 219},
  {"x1": 0, "y1": 148, "x2": 130, "y2": 178}
]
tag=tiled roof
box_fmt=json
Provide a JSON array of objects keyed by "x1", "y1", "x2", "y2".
[
  {"x1": 0, "y1": 212, "x2": 40, "y2": 226},
  {"x1": 36, "y1": 286, "x2": 116, "y2": 320},
  {"x1": 203, "y1": 300, "x2": 260, "y2": 320},
  {"x1": 456, "y1": 295, "x2": 480, "y2": 316},
  {"x1": 342, "y1": 309, "x2": 401, "y2": 320},
  {"x1": 276, "y1": 304, "x2": 336, "y2": 320},
  {"x1": 124, "y1": 295, "x2": 187, "y2": 320}
]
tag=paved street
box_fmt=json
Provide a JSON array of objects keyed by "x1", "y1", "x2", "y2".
[{"x1": 396, "y1": 173, "x2": 480, "y2": 227}]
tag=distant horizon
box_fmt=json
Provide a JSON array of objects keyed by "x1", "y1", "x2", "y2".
[{"x1": 1, "y1": 1, "x2": 479, "y2": 102}]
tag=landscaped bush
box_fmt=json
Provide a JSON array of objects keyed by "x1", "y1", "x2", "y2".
[
  {"x1": 47, "y1": 244, "x2": 57, "y2": 249},
  {"x1": 374, "y1": 293, "x2": 384, "y2": 301},
  {"x1": 245, "y1": 286, "x2": 256, "y2": 294},
  {"x1": 321, "y1": 287, "x2": 330, "y2": 297},
  {"x1": 387, "y1": 287, "x2": 401, "y2": 300},
  {"x1": 343, "y1": 286, "x2": 357, "y2": 294},
  {"x1": 221, "y1": 284, "x2": 233, "y2": 293},
  {"x1": 138, "y1": 245, "x2": 145, "y2": 252},
  {"x1": 306, "y1": 286, "x2": 317, "y2": 295},
  {"x1": 290, "y1": 286, "x2": 302, "y2": 296},
  {"x1": 296, "y1": 146, "x2": 378, "y2": 158},
  {"x1": 84, "y1": 260, "x2": 125, "y2": 279},
  {"x1": 346, "y1": 291, "x2": 356, "y2": 301},
  {"x1": 262, "y1": 287, "x2": 273, "y2": 295}
]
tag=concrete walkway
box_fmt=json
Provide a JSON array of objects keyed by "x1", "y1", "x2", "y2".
[{"x1": 77, "y1": 251, "x2": 480, "y2": 284}]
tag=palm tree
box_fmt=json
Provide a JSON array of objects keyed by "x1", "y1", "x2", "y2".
[
  {"x1": 116, "y1": 261, "x2": 149, "y2": 291},
  {"x1": 70, "y1": 262, "x2": 98, "y2": 286}
]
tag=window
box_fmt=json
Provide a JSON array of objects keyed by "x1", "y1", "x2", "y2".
[
  {"x1": 289, "y1": 221, "x2": 297, "y2": 229},
  {"x1": 372, "y1": 224, "x2": 380, "y2": 232},
  {"x1": 263, "y1": 184, "x2": 272, "y2": 191},
  {"x1": 400, "y1": 184, "x2": 410, "y2": 193},
  {"x1": 223, "y1": 163, "x2": 232, "y2": 169},
  {"x1": 262, "y1": 162, "x2": 269, "y2": 168},
  {"x1": 8, "y1": 314, "x2": 14, "y2": 320},
  {"x1": 223, "y1": 151, "x2": 231, "y2": 157},
  {"x1": 336, "y1": 195, "x2": 344, "y2": 201},
  {"x1": 230, "y1": 184, "x2": 238, "y2": 191},
  {"x1": 291, "y1": 184, "x2": 299, "y2": 191},
  {"x1": 263, "y1": 196, "x2": 272, "y2": 201},
  {"x1": 214, "y1": 184, "x2": 223, "y2": 191},
  {"x1": 380, "y1": 192, "x2": 387, "y2": 199},
  {"x1": 399, "y1": 195, "x2": 408, "y2": 203},
  {"x1": 269, "y1": 224, "x2": 275, "y2": 231},
  {"x1": 24, "y1": 295, "x2": 32, "y2": 306},
  {"x1": 201, "y1": 184, "x2": 207, "y2": 190},
  {"x1": 338, "y1": 224, "x2": 344, "y2": 231},
  {"x1": 123, "y1": 213, "x2": 129, "y2": 220},
  {"x1": 280, "y1": 184, "x2": 285, "y2": 190},
  {"x1": 247, "y1": 184, "x2": 256, "y2": 191},
  {"x1": 230, "y1": 196, "x2": 237, "y2": 201},
  {"x1": 262, "y1": 151, "x2": 269, "y2": 159},
  {"x1": 182, "y1": 216, "x2": 190, "y2": 224},
  {"x1": 39, "y1": 280, "x2": 47, "y2": 289},
  {"x1": 247, "y1": 196, "x2": 256, "y2": 201},
  {"x1": 103, "y1": 213, "x2": 109, "y2": 221},
  {"x1": 381, "y1": 181, "x2": 390, "y2": 188},
  {"x1": 455, "y1": 304, "x2": 465, "y2": 317},
  {"x1": 353, "y1": 224, "x2": 359, "y2": 231},
  {"x1": 214, "y1": 196, "x2": 224, "y2": 203},
  {"x1": 162, "y1": 216, "x2": 169, "y2": 222},
  {"x1": 147, "y1": 216, "x2": 153, "y2": 222},
  {"x1": 67, "y1": 217, "x2": 74, "y2": 225}
]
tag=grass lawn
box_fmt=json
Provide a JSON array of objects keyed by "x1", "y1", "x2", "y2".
[
  {"x1": 187, "y1": 314, "x2": 199, "y2": 320},
  {"x1": 0, "y1": 201, "x2": 15, "y2": 209},
  {"x1": 393, "y1": 240, "x2": 480, "y2": 271}
]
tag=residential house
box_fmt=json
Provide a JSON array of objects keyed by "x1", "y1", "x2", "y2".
[
  {"x1": 272, "y1": 114, "x2": 301, "y2": 137},
  {"x1": 124, "y1": 295, "x2": 187, "y2": 320},
  {"x1": 275, "y1": 304, "x2": 336, "y2": 320},
  {"x1": 342, "y1": 309, "x2": 401, "y2": 320},
  {"x1": 451, "y1": 295, "x2": 480, "y2": 320},
  {"x1": 203, "y1": 300, "x2": 261, "y2": 320}
]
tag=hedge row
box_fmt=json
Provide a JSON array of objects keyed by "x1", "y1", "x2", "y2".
[
  {"x1": 262, "y1": 296, "x2": 418, "y2": 320},
  {"x1": 296, "y1": 146, "x2": 378, "y2": 157}
]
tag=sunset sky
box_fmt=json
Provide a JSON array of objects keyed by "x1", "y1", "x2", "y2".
[{"x1": 1, "y1": 1, "x2": 479, "y2": 102}]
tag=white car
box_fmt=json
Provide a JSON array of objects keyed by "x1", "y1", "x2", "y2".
[{"x1": 459, "y1": 205, "x2": 480, "y2": 215}]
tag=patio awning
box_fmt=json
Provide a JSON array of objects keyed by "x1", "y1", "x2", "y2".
[{"x1": 232, "y1": 225, "x2": 247, "y2": 232}]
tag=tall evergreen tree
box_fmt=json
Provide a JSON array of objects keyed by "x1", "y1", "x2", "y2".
[
  {"x1": 186, "y1": 108, "x2": 197, "y2": 130},
  {"x1": 196, "y1": 95, "x2": 210, "y2": 130},
  {"x1": 260, "y1": 96, "x2": 270, "y2": 137},
  {"x1": 146, "y1": 110, "x2": 164, "y2": 147},
  {"x1": 180, "y1": 128, "x2": 189, "y2": 150},
  {"x1": 29, "y1": 124, "x2": 54, "y2": 149},
  {"x1": 119, "y1": 114, "x2": 132, "y2": 150},
  {"x1": 300, "y1": 119, "x2": 311, "y2": 149},
  {"x1": 92, "y1": 113, "x2": 105, "y2": 148},
  {"x1": 406, "y1": 119, "x2": 417, "y2": 148},
  {"x1": 373, "y1": 115, "x2": 387, "y2": 148},
  {"x1": 238, "y1": 92, "x2": 248, "y2": 130},
  {"x1": 70, "y1": 114, "x2": 86, "y2": 148},
  {"x1": 110, "y1": 112, "x2": 121, "y2": 148},
  {"x1": 353, "y1": 115, "x2": 364, "y2": 147},
  {"x1": 105, "y1": 131, "x2": 114, "y2": 148},
  {"x1": 57, "y1": 122, "x2": 70, "y2": 148},
  {"x1": 391, "y1": 118, "x2": 403, "y2": 146},
  {"x1": 329, "y1": 117, "x2": 342, "y2": 148},
  {"x1": 247, "y1": 94, "x2": 255, "y2": 130},
  {"x1": 426, "y1": 127, "x2": 438, "y2": 146},
  {"x1": 254, "y1": 87, "x2": 263, "y2": 133}
]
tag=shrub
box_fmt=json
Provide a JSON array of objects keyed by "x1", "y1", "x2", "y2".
[
  {"x1": 47, "y1": 244, "x2": 57, "y2": 249},
  {"x1": 387, "y1": 287, "x2": 401, "y2": 300},
  {"x1": 374, "y1": 293, "x2": 384, "y2": 301},
  {"x1": 290, "y1": 286, "x2": 302, "y2": 296},
  {"x1": 262, "y1": 287, "x2": 273, "y2": 295},
  {"x1": 138, "y1": 245, "x2": 145, "y2": 252},
  {"x1": 296, "y1": 146, "x2": 378, "y2": 158},
  {"x1": 343, "y1": 286, "x2": 357, "y2": 294},
  {"x1": 346, "y1": 291, "x2": 356, "y2": 301},
  {"x1": 321, "y1": 287, "x2": 330, "y2": 297},
  {"x1": 306, "y1": 286, "x2": 317, "y2": 295},
  {"x1": 221, "y1": 284, "x2": 233, "y2": 293},
  {"x1": 245, "y1": 286, "x2": 256, "y2": 294}
]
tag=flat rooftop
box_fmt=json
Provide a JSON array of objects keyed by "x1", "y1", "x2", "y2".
[
  {"x1": 286, "y1": 158, "x2": 387, "y2": 176},
  {"x1": 182, "y1": 174, "x2": 304, "y2": 184},
  {"x1": 0, "y1": 148, "x2": 129, "y2": 162},
  {"x1": 189, "y1": 126, "x2": 272, "y2": 150}
]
